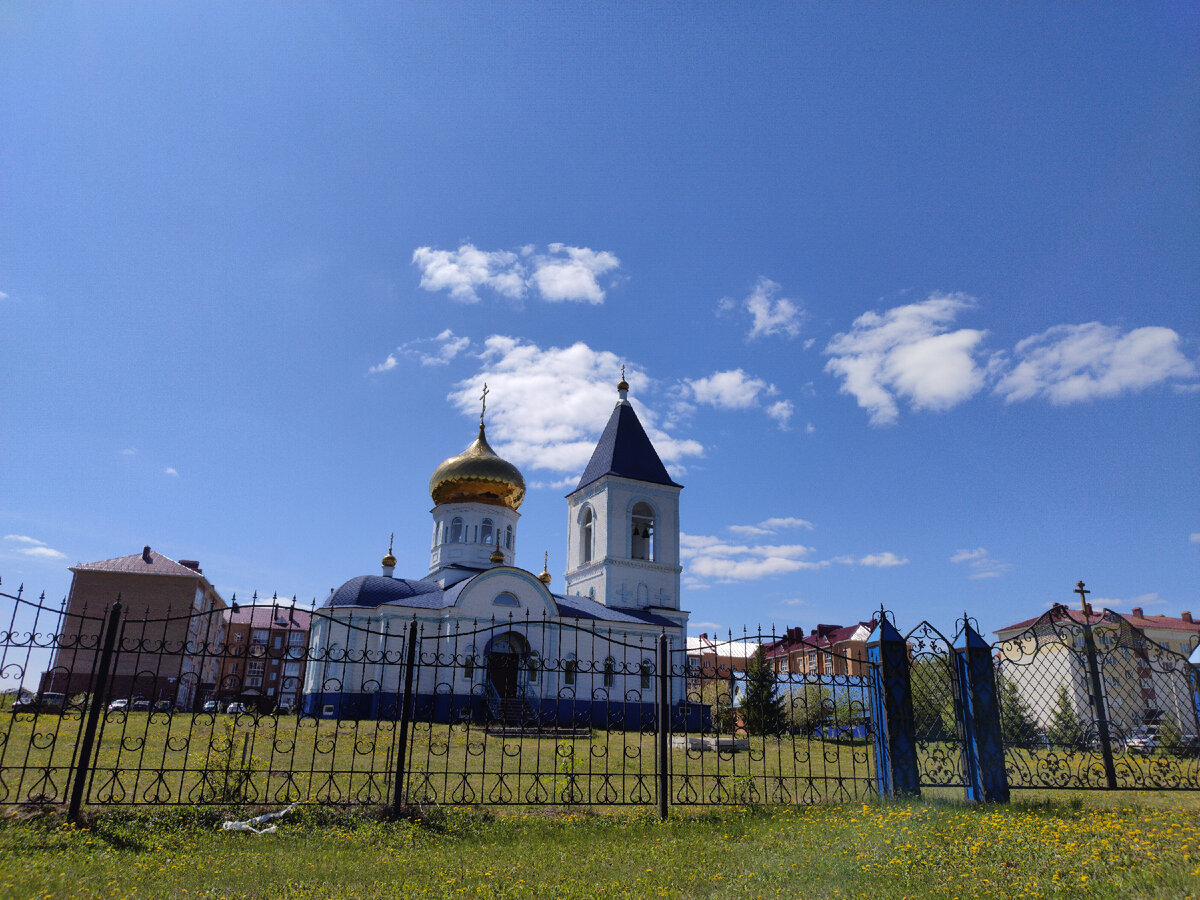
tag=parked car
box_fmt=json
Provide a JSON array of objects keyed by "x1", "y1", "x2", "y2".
[
  {"x1": 1125, "y1": 726, "x2": 1159, "y2": 754},
  {"x1": 201, "y1": 700, "x2": 219, "y2": 713},
  {"x1": 153, "y1": 700, "x2": 173, "y2": 713},
  {"x1": 225, "y1": 702, "x2": 248, "y2": 714},
  {"x1": 12, "y1": 692, "x2": 65, "y2": 714},
  {"x1": 130, "y1": 697, "x2": 151, "y2": 712},
  {"x1": 107, "y1": 698, "x2": 130, "y2": 713}
]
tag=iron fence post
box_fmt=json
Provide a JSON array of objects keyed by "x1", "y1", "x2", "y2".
[
  {"x1": 656, "y1": 632, "x2": 670, "y2": 820},
  {"x1": 1075, "y1": 583, "x2": 1118, "y2": 789},
  {"x1": 866, "y1": 617, "x2": 919, "y2": 797},
  {"x1": 68, "y1": 600, "x2": 122, "y2": 823},
  {"x1": 953, "y1": 624, "x2": 1010, "y2": 803},
  {"x1": 392, "y1": 619, "x2": 419, "y2": 815}
]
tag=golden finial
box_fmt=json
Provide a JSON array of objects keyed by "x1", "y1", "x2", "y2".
[
  {"x1": 617, "y1": 365, "x2": 629, "y2": 392},
  {"x1": 490, "y1": 547, "x2": 505, "y2": 564},
  {"x1": 382, "y1": 532, "x2": 396, "y2": 569},
  {"x1": 538, "y1": 551, "x2": 552, "y2": 585}
]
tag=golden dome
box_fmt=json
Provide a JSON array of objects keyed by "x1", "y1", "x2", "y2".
[
  {"x1": 429, "y1": 423, "x2": 526, "y2": 510},
  {"x1": 382, "y1": 533, "x2": 396, "y2": 568},
  {"x1": 538, "y1": 551, "x2": 552, "y2": 585},
  {"x1": 490, "y1": 548, "x2": 506, "y2": 564}
]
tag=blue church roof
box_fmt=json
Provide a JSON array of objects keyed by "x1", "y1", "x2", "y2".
[
  {"x1": 323, "y1": 575, "x2": 444, "y2": 609},
  {"x1": 573, "y1": 401, "x2": 681, "y2": 493},
  {"x1": 321, "y1": 571, "x2": 678, "y2": 627}
]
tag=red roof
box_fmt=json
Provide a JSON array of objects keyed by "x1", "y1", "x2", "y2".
[
  {"x1": 997, "y1": 604, "x2": 1200, "y2": 636},
  {"x1": 70, "y1": 548, "x2": 203, "y2": 579},
  {"x1": 224, "y1": 604, "x2": 312, "y2": 631},
  {"x1": 762, "y1": 621, "x2": 875, "y2": 657}
]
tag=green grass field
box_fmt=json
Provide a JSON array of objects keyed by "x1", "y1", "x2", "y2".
[{"x1": 0, "y1": 797, "x2": 1197, "y2": 899}]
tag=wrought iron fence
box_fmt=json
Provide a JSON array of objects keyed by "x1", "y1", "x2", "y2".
[{"x1": 3, "y1": 581, "x2": 1198, "y2": 819}]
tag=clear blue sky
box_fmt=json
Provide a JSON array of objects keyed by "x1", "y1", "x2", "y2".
[{"x1": 2, "y1": 3, "x2": 1197, "y2": 639}]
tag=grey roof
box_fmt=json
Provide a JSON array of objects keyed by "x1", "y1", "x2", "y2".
[
  {"x1": 574, "y1": 401, "x2": 681, "y2": 493},
  {"x1": 71, "y1": 549, "x2": 203, "y2": 579},
  {"x1": 553, "y1": 592, "x2": 678, "y2": 628}
]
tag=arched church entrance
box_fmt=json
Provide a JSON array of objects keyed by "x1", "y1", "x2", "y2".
[{"x1": 485, "y1": 632, "x2": 529, "y2": 699}]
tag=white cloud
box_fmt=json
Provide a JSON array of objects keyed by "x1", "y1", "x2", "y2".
[
  {"x1": 412, "y1": 243, "x2": 620, "y2": 305},
  {"x1": 858, "y1": 552, "x2": 909, "y2": 568},
  {"x1": 728, "y1": 517, "x2": 814, "y2": 537},
  {"x1": 681, "y1": 532, "x2": 825, "y2": 582},
  {"x1": 688, "y1": 621, "x2": 725, "y2": 631},
  {"x1": 824, "y1": 293, "x2": 990, "y2": 426},
  {"x1": 372, "y1": 330, "x2": 472, "y2": 373},
  {"x1": 805, "y1": 422, "x2": 815, "y2": 435},
  {"x1": 165, "y1": 467, "x2": 179, "y2": 476},
  {"x1": 4, "y1": 535, "x2": 66, "y2": 560},
  {"x1": 743, "y1": 277, "x2": 804, "y2": 340},
  {"x1": 682, "y1": 368, "x2": 794, "y2": 430},
  {"x1": 121, "y1": 448, "x2": 137, "y2": 456},
  {"x1": 779, "y1": 598, "x2": 808, "y2": 607},
  {"x1": 950, "y1": 547, "x2": 1011, "y2": 579},
  {"x1": 447, "y1": 336, "x2": 703, "y2": 475},
  {"x1": 765, "y1": 400, "x2": 794, "y2": 429},
  {"x1": 411, "y1": 244, "x2": 525, "y2": 304},
  {"x1": 1092, "y1": 592, "x2": 1165, "y2": 609},
  {"x1": 688, "y1": 370, "x2": 771, "y2": 409},
  {"x1": 994, "y1": 322, "x2": 1198, "y2": 405},
  {"x1": 1191, "y1": 533, "x2": 1200, "y2": 544},
  {"x1": 528, "y1": 244, "x2": 620, "y2": 304},
  {"x1": 0, "y1": 292, "x2": 7, "y2": 301}
]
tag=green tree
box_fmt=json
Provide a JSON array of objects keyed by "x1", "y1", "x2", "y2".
[
  {"x1": 1157, "y1": 717, "x2": 1182, "y2": 756},
  {"x1": 1046, "y1": 685, "x2": 1086, "y2": 749},
  {"x1": 997, "y1": 675, "x2": 1039, "y2": 747},
  {"x1": 741, "y1": 647, "x2": 784, "y2": 735},
  {"x1": 785, "y1": 684, "x2": 831, "y2": 735},
  {"x1": 909, "y1": 658, "x2": 957, "y2": 740}
]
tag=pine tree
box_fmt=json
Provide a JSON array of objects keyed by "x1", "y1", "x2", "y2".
[
  {"x1": 742, "y1": 646, "x2": 784, "y2": 735},
  {"x1": 997, "y1": 674, "x2": 1039, "y2": 747},
  {"x1": 1046, "y1": 685, "x2": 1086, "y2": 749}
]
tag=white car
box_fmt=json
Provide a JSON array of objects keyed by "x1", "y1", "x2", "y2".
[
  {"x1": 107, "y1": 698, "x2": 129, "y2": 712},
  {"x1": 1125, "y1": 726, "x2": 1159, "y2": 754}
]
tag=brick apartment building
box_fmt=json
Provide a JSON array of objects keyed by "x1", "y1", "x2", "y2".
[
  {"x1": 762, "y1": 621, "x2": 877, "y2": 678},
  {"x1": 43, "y1": 546, "x2": 227, "y2": 710},
  {"x1": 216, "y1": 604, "x2": 312, "y2": 712}
]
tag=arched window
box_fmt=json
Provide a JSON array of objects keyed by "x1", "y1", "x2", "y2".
[
  {"x1": 640, "y1": 659, "x2": 652, "y2": 690},
  {"x1": 481, "y1": 518, "x2": 494, "y2": 546},
  {"x1": 603, "y1": 657, "x2": 616, "y2": 688},
  {"x1": 564, "y1": 655, "x2": 578, "y2": 687},
  {"x1": 505, "y1": 525, "x2": 513, "y2": 549},
  {"x1": 527, "y1": 653, "x2": 539, "y2": 684},
  {"x1": 450, "y1": 517, "x2": 464, "y2": 543},
  {"x1": 631, "y1": 502, "x2": 655, "y2": 561},
  {"x1": 493, "y1": 592, "x2": 520, "y2": 607},
  {"x1": 463, "y1": 645, "x2": 476, "y2": 681},
  {"x1": 581, "y1": 508, "x2": 594, "y2": 564}
]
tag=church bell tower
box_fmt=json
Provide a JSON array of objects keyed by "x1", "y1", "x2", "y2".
[{"x1": 564, "y1": 374, "x2": 684, "y2": 623}]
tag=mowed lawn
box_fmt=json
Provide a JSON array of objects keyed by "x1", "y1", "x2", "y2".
[{"x1": 1, "y1": 796, "x2": 1198, "y2": 900}]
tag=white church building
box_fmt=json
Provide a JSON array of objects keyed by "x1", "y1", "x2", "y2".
[{"x1": 301, "y1": 376, "x2": 696, "y2": 727}]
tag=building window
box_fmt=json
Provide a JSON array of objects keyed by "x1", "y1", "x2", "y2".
[
  {"x1": 528, "y1": 653, "x2": 539, "y2": 684},
  {"x1": 252, "y1": 629, "x2": 269, "y2": 645},
  {"x1": 234, "y1": 632, "x2": 244, "y2": 643},
  {"x1": 482, "y1": 518, "x2": 494, "y2": 545},
  {"x1": 464, "y1": 646, "x2": 475, "y2": 681},
  {"x1": 603, "y1": 657, "x2": 616, "y2": 688},
  {"x1": 283, "y1": 662, "x2": 301, "y2": 677},
  {"x1": 564, "y1": 656, "x2": 577, "y2": 686},
  {"x1": 450, "y1": 517, "x2": 464, "y2": 542},
  {"x1": 494, "y1": 592, "x2": 520, "y2": 607},
  {"x1": 581, "y1": 508, "x2": 594, "y2": 564},
  {"x1": 631, "y1": 502, "x2": 655, "y2": 561},
  {"x1": 273, "y1": 635, "x2": 283, "y2": 650},
  {"x1": 505, "y1": 525, "x2": 513, "y2": 549},
  {"x1": 246, "y1": 661, "x2": 265, "y2": 687},
  {"x1": 230, "y1": 662, "x2": 240, "y2": 676},
  {"x1": 640, "y1": 660, "x2": 652, "y2": 690}
]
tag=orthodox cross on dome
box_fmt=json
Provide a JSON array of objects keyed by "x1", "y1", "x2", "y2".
[
  {"x1": 1074, "y1": 580, "x2": 1090, "y2": 613},
  {"x1": 479, "y1": 382, "x2": 489, "y2": 427},
  {"x1": 388, "y1": 533, "x2": 394, "y2": 554}
]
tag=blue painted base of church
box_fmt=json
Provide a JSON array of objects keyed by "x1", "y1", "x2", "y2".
[{"x1": 301, "y1": 691, "x2": 708, "y2": 730}]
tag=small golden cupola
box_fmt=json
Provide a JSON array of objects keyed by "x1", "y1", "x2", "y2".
[
  {"x1": 538, "y1": 551, "x2": 552, "y2": 585},
  {"x1": 382, "y1": 533, "x2": 397, "y2": 577},
  {"x1": 428, "y1": 384, "x2": 526, "y2": 511}
]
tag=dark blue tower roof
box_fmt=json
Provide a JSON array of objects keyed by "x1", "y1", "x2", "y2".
[{"x1": 573, "y1": 400, "x2": 681, "y2": 493}]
